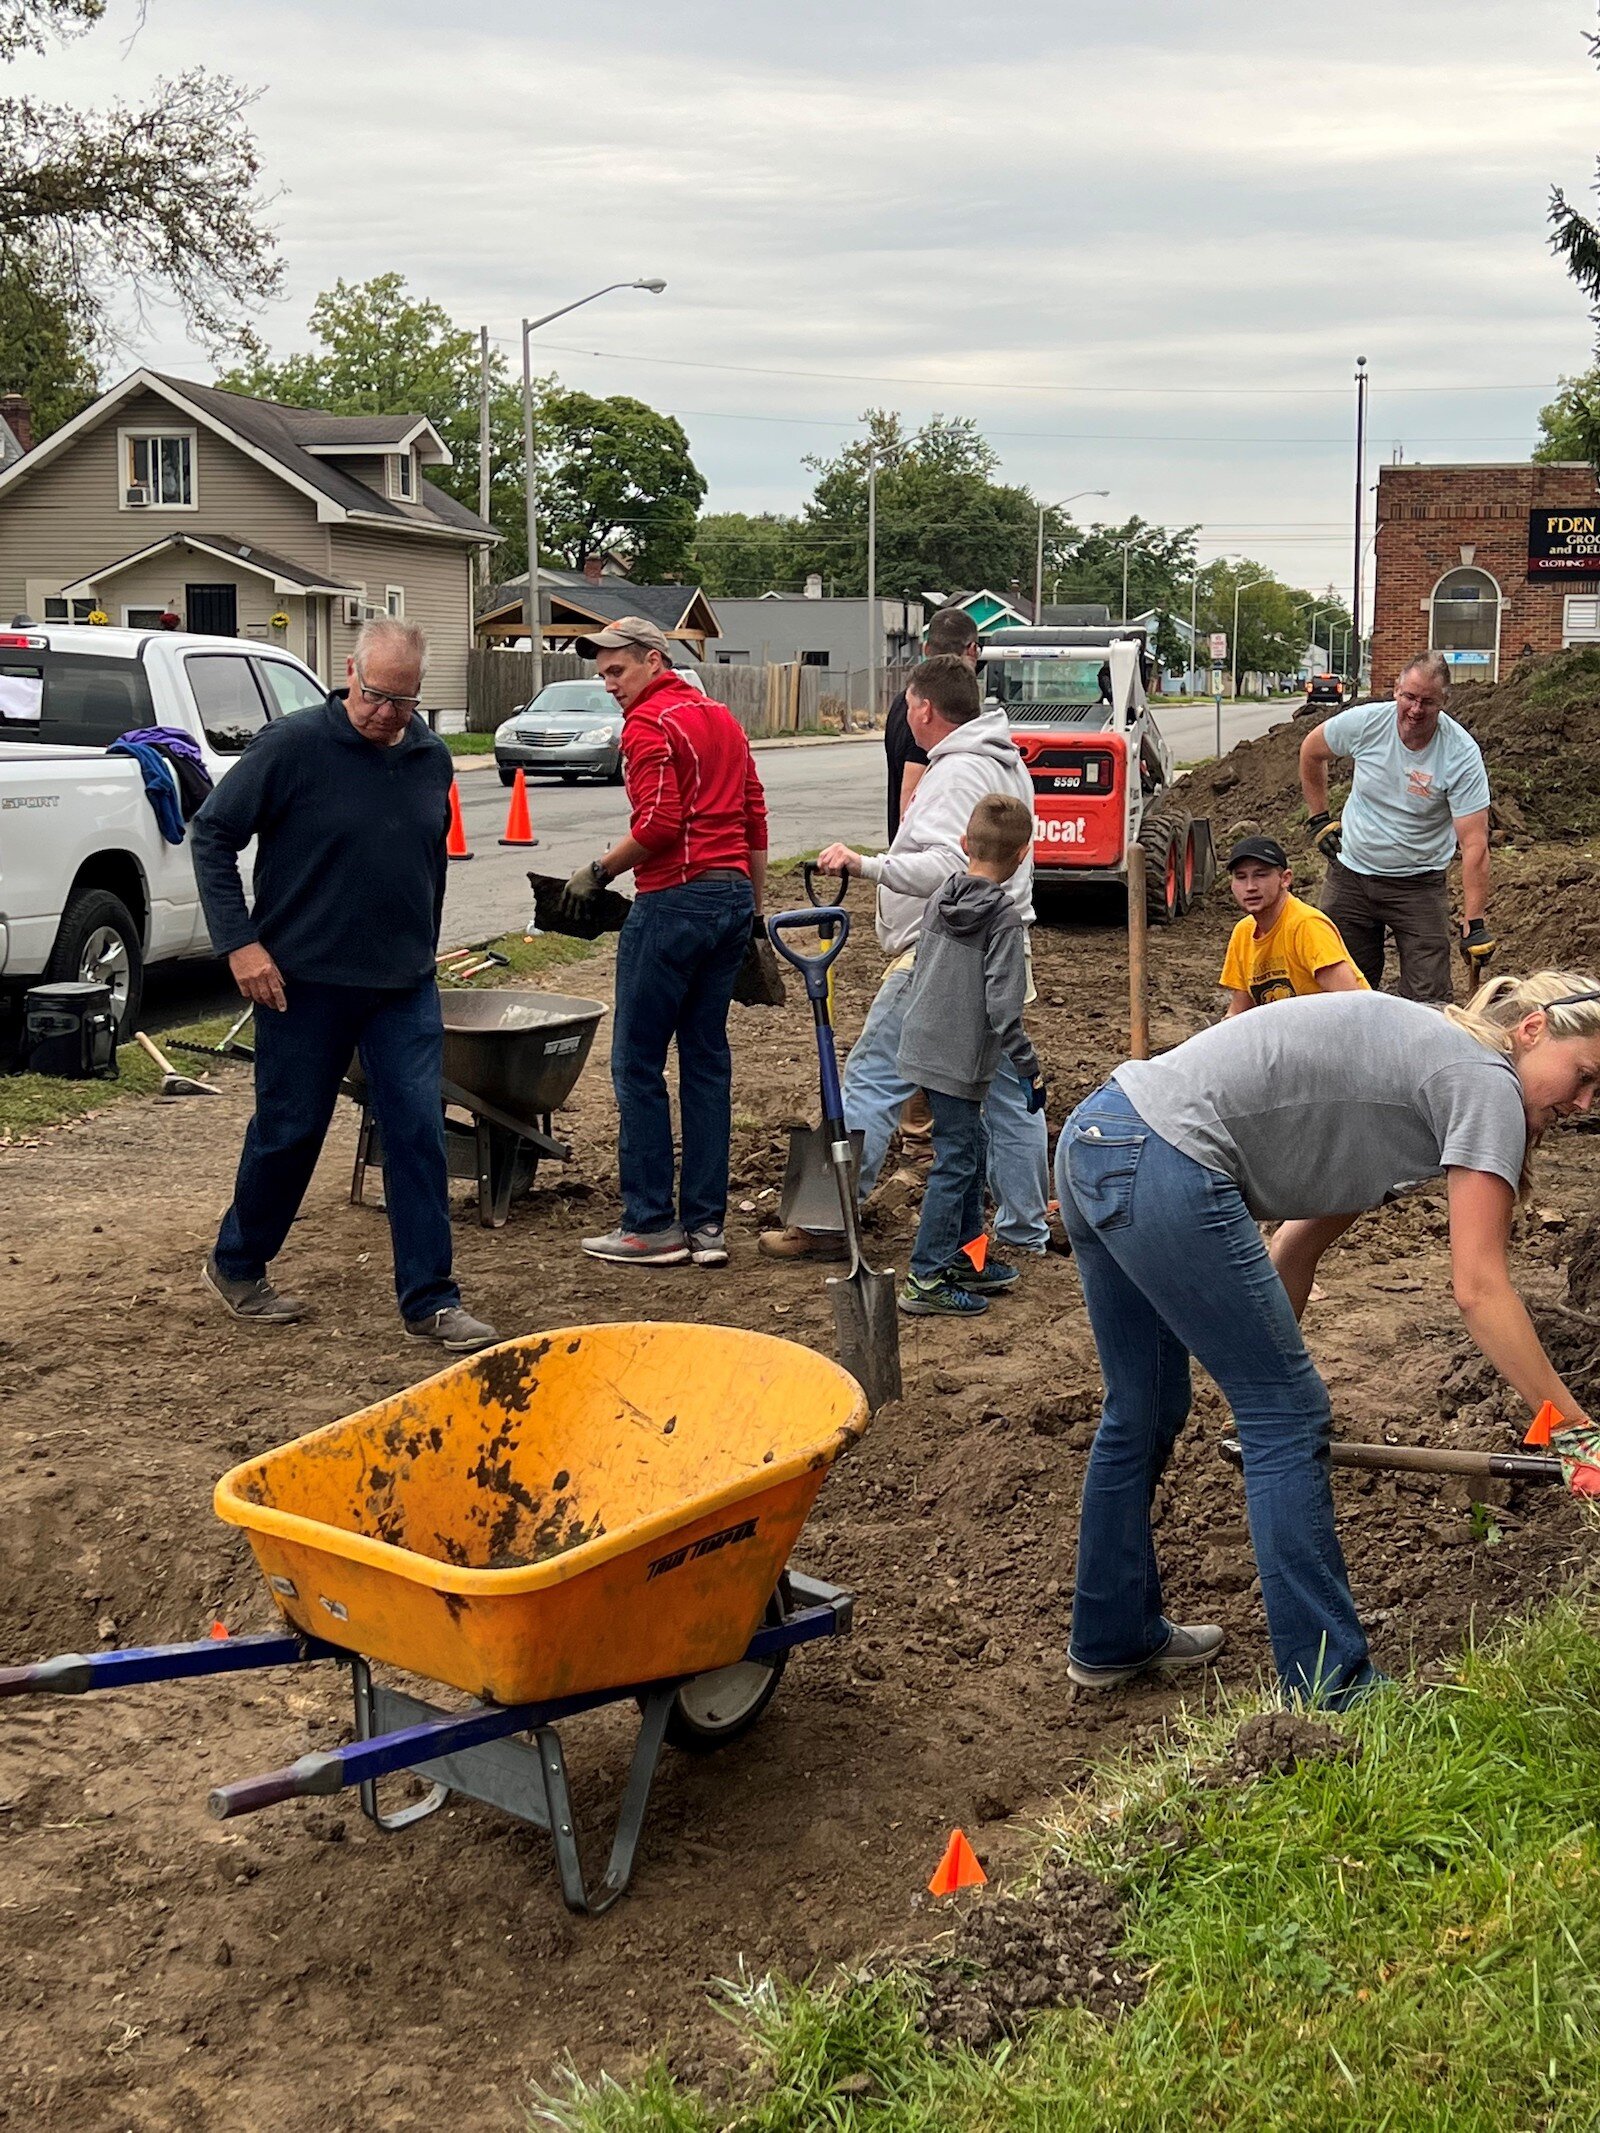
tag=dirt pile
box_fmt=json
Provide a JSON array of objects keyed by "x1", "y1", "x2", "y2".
[
  {"x1": 1170, "y1": 647, "x2": 1600, "y2": 864},
  {"x1": 918, "y1": 1859, "x2": 1140, "y2": 2048},
  {"x1": 1198, "y1": 1711, "x2": 1357, "y2": 1788}
]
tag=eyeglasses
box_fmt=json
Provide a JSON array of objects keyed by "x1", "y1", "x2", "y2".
[{"x1": 354, "y1": 665, "x2": 420, "y2": 715}]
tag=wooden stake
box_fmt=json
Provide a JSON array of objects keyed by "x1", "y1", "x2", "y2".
[{"x1": 1126, "y1": 842, "x2": 1150, "y2": 1060}]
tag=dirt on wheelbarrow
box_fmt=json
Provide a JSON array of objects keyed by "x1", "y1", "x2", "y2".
[{"x1": 0, "y1": 844, "x2": 1594, "y2": 2132}]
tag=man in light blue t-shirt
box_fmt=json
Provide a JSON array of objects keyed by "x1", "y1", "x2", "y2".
[{"x1": 1298, "y1": 649, "x2": 1492, "y2": 1004}]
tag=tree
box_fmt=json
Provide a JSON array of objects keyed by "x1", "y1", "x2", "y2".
[
  {"x1": 1194, "y1": 562, "x2": 1352, "y2": 691},
  {"x1": 1049, "y1": 515, "x2": 1200, "y2": 622},
  {"x1": 690, "y1": 511, "x2": 807, "y2": 597},
  {"x1": 1534, "y1": 367, "x2": 1600, "y2": 463},
  {"x1": 800, "y1": 410, "x2": 1059, "y2": 600},
  {"x1": 0, "y1": 0, "x2": 280, "y2": 353},
  {"x1": 0, "y1": 255, "x2": 99, "y2": 435},
  {"x1": 217, "y1": 274, "x2": 528, "y2": 540},
  {"x1": 536, "y1": 390, "x2": 705, "y2": 582}
]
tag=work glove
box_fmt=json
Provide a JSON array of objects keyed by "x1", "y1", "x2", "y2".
[
  {"x1": 561, "y1": 858, "x2": 608, "y2": 912},
  {"x1": 1026, "y1": 1076, "x2": 1048, "y2": 1116},
  {"x1": 1459, "y1": 918, "x2": 1496, "y2": 977},
  {"x1": 1306, "y1": 811, "x2": 1343, "y2": 863}
]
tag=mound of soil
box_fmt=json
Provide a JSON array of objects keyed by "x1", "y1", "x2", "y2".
[
  {"x1": 918, "y1": 1859, "x2": 1140, "y2": 2048},
  {"x1": 1199, "y1": 1710, "x2": 1357, "y2": 1788},
  {"x1": 1170, "y1": 646, "x2": 1600, "y2": 865}
]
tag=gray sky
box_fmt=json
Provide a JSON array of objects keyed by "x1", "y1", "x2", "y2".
[{"x1": 25, "y1": 0, "x2": 1600, "y2": 599}]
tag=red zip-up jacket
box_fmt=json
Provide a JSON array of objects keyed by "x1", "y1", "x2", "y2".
[{"x1": 621, "y1": 671, "x2": 769, "y2": 893}]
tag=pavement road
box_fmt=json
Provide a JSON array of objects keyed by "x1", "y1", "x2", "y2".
[{"x1": 144, "y1": 703, "x2": 1294, "y2": 1030}]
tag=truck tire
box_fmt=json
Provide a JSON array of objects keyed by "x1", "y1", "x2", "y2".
[
  {"x1": 45, "y1": 888, "x2": 144, "y2": 1033},
  {"x1": 1170, "y1": 809, "x2": 1196, "y2": 914},
  {"x1": 1137, "y1": 816, "x2": 1181, "y2": 925}
]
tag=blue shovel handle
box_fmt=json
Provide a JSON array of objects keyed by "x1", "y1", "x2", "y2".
[{"x1": 766, "y1": 907, "x2": 851, "y2": 1002}]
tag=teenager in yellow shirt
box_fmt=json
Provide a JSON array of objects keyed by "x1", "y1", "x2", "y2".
[{"x1": 1220, "y1": 835, "x2": 1368, "y2": 1015}]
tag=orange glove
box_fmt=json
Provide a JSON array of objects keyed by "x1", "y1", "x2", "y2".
[{"x1": 1525, "y1": 1400, "x2": 1600, "y2": 1495}]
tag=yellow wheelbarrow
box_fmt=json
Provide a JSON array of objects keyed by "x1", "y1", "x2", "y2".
[{"x1": 2, "y1": 1325, "x2": 869, "y2": 1915}]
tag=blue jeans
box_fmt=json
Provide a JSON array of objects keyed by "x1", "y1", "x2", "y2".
[
  {"x1": 214, "y1": 978, "x2": 457, "y2": 1322},
  {"x1": 911, "y1": 1089, "x2": 987, "y2": 1281},
  {"x1": 611, "y1": 874, "x2": 755, "y2": 1234},
  {"x1": 1058, "y1": 1080, "x2": 1374, "y2": 1709},
  {"x1": 842, "y1": 964, "x2": 1050, "y2": 1252}
]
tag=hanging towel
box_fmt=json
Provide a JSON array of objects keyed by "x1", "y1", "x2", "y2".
[
  {"x1": 108, "y1": 738, "x2": 186, "y2": 844},
  {"x1": 116, "y1": 725, "x2": 214, "y2": 819}
]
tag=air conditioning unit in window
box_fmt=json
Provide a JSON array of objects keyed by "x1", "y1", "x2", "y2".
[
  {"x1": 341, "y1": 596, "x2": 362, "y2": 626},
  {"x1": 125, "y1": 485, "x2": 151, "y2": 507}
]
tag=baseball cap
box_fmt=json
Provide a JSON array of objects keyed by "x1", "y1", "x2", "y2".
[
  {"x1": 574, "y1": 615, "x2": 674, "y2": 659},
  {"x1": 1226, "y1": 834, "x2": 1290, "y2": 871}
]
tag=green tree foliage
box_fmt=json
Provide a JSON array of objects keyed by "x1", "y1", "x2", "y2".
[
  {"x1": 1534, "y1": 367, "x2": 1600, "y2": 463},
  {"x1": 0, "y1": 0, "x2": 280, "y2": 353},
  {"x1": 536, "y1": 389, "x2": 705, "y2": 582},
  {"x1": 217, "y1": 273, "x2": 528, "y2": 538},
  {"x1": 690, "y1": 511, "x2": 808, "y2": 597},
  {"x1": 219, "y1": 278, "x2": 705, "y2": 583},
  {"x1": 800, "y1": 410, "x2": 1061, "y2": 600},
  {"x1": 1049, "y1": 514, "x2": 1200, "y2": 621},
  {"x1": 0, "y1": 255, "x2": 98, "y2": 435},
  {"x1": 1194, "y1": 561, "x2": 1352, "y2": 689}
]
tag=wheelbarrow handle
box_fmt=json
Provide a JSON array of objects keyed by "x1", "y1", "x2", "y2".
[{"x1": 767, "y1": 907, "x2": 852, "y2": 999}]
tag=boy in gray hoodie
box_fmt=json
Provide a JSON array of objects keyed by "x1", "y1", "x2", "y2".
[{"x1": 897, "y1": 793, "x2": 1045, "y2": 1316}]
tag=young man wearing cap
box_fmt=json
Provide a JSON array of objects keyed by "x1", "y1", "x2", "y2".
[
  {"x1": 1221, "y1": 834, "x2": 1367, "y2": 1015},
  {"x1": 562, "y1": 616, "x2": 768, "y2": 1269}
]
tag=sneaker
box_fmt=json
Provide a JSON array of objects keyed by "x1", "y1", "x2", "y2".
[
  {"x1": 944, "y1": 1254, "x2": 1020, "y2": 1294},
  {"x1": 581, "y1": 1225, "x2": 690, "y2": 1266},
  {"x1": 404, "y1": 1305, "x2": 500, "y2": 1353},
  {"x1": 1067, "y1": 1621, "x2": 1226, "y2": 1691},
  {"x1": 757, "y1": 1225, "x2": 847, "y2": 1263},
  {"x1": 898, "y1": 1273, "x2": 990, "y2": 1317},
  {"x1": 201, "y1": 1254, "x2": 306, "y2": 1325},
  {"x1": 687, "y1": 1225, "x2": 729, "y2": 1267}
]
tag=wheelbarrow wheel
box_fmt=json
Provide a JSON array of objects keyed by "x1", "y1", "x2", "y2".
[{"x1": 663, "y1": 1593, "x2": 788, "y2": 1754}]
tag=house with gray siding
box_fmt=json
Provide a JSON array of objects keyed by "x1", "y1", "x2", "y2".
[
  {"x1": 709, "y1": 592, "x2": 923, "y2": 671},
  {"x1": 0, "y1": 371, "x2": 496, "y2": 711}
]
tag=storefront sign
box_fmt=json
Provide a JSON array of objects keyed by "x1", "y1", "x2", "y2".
[{"x1": 1528, "y1": 507, "x2": 1600, "y2": 577}]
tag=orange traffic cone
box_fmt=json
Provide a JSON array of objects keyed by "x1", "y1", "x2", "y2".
[
  {"x1": 928, "y1": 1828, "x2": 987, "y2": 1896},
  {"x1": 446, "y1": 777, "x2": 473, "y2": 861},
  {"x1": 498, "y1": 767, "x2": 539, "y2": 847}
]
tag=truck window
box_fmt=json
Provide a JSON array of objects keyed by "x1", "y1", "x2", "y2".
[
  {"x1": 0, "y1": 654, "x2": 154, "y2": 746},
  {"x1": 186, "y1": 653, "x2": 270, "y2": 753},
  {"x1": 254, "y1": 659, "x2": 327, "y2": 717}
]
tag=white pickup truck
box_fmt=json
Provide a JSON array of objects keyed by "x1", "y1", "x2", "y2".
[{"x1": 0, "y1": 623, "x2": 330, "y2": 1035}]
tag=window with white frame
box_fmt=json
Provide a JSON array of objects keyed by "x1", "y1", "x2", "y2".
[
  {"x1": 385, "y1": 586, "x2": 405, "y2": 618},
  {"x1": 123, "y1": 431, "x2": 194, "y2": 506},
  {"x1": 392, "y1": 452, "x2": 415, "y2": 501}
]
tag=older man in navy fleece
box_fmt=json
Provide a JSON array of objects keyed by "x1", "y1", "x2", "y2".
[{"x1": 190, "y1": 616, "x2": 498, "y2": 1351}]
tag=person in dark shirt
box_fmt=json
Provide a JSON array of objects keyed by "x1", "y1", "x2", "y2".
[
  {"x1": 884, "y1": 604, "x2": 979, "y2": 838},
  {"x1": 190, "y1": 617, "x2": 499, "y2": 1352}
]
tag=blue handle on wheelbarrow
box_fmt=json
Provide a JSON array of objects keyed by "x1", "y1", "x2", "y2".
[{"x1": 767, "y1": 907, "x2": 851, "y2": 1000}]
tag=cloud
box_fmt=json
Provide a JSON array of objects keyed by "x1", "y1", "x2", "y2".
[{"x1": 11, "y1": 0, "x2": 1596, "y2": 592}]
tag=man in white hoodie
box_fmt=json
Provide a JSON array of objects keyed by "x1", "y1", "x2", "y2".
[{"x1": 760, "y1": 653, "x2": 1050, "y2": 1260}]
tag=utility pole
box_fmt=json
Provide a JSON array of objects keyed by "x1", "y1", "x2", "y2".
[
  {"x1": 864, "y1": 444, "x2": 877, "y2": 733},
  {"x1": 521, "y1": 319, "x2": 543, "y2": 698},
  {"x1": 477, "y1": 326, "x2": 491, "y2": 593},
  {"x1": 1189, "y1": 575, "x2": 1198, "y2": 694},
  {"x1": 1352, "y1": 355, "x2": 1369, "y2": 688},
  {"x1": 1232, "y1": 571, "x2": 1265, "y2": 700}
]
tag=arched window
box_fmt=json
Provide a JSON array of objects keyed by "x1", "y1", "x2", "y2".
[{"x1": 1430, "y1": 567, "x2": 1500, "y2": 682}]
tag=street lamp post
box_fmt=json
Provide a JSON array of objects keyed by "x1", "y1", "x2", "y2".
[
  {"x1": 1034, "y1": 489, "x2": 1108, "y2": 623},
  {"x1": 520, "y1": 279, "x2": 665, "y2": 696},
  {"x1": 1231, "y1": 572, "x2": 1267, "y2": 700}
]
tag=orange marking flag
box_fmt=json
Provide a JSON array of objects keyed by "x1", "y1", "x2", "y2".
[{"x1": 928, "y1": 1828, "x2": 987, "y2": 1896}]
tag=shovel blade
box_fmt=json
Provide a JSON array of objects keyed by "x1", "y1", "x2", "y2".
[
  {"x1": 779, "y1": 1123, "x2": 865, "y2": 1234},
  {"x1": 828, "y1": 1264, "x2": 902, "y2": 1414}
]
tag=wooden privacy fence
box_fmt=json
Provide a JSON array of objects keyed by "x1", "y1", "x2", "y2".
[{"x1": 467, "y1": 650, "x2": 913, "y2": 737}]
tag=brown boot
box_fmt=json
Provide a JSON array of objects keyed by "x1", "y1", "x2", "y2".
[{"x1": 757, "y1": 1226, "x2": 848, "y2": 1262}]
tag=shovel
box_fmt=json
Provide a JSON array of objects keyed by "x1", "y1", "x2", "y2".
[
  {"x1": 777, "y1": 864, "x2": 856, "y2": 1233},
  {"x1": 1218, "y1": 1438, "x2": 1564, "y2": 1485},
  {"x1": 768, "y1": 907, "x2": 902, "y2": 1414}
]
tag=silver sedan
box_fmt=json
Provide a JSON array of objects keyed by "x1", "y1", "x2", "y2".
[{"x1": 494, "y1": 681, "x2": 624, "y2": 787}]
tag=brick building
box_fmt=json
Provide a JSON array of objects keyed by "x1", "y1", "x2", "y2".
[{"x1": 1371, "y1": 459, "x2": 1600, "y2": 695}]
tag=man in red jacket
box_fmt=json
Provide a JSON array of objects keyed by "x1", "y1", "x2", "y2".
[{"x1": 564, "y1": 617, "x2": 768, "y2": 1268}]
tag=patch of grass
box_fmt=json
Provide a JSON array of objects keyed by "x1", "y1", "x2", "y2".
[
  {"x1": 536, "y1": 1600, "x2": 1600, "y2": 2132},
  {"x1": 444, "y1": 730, "x2": 498, "y2": 754},
  {"x1": 0, "y1": 936, "x2": 597, "y2": 1140}
]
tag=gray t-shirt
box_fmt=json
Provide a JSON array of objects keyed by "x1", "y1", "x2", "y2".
[{"x1": 1112, "y1": 993, "x2": 1526, "y2": 1220}]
